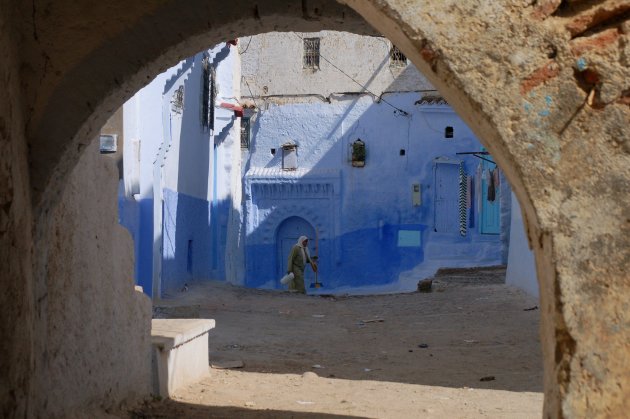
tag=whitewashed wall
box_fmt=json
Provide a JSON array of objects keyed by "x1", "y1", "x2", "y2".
[
  {"x1": 506, "y1": 193, "x2": 539, "y2": 297},
  {"x1": 240, "y1": 31, "x2": 434, "y2": 100}
]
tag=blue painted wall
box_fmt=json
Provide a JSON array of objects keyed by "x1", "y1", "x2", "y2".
[
  {"x1": 118, "y1": 192, "x2": 154, "y2": 295},
  {"x1": 160, "y1": 188, "x2": 231, "y2": 293},
  {"x1": 243, "y1": 94, "x2": 510, "y2": 292},
  {"x1": 120, "y1": 42, "x2": 242, "y2": 297}
]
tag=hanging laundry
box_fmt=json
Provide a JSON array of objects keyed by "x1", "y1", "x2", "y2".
[
  {"x1": 466, "y1": 175, "x2": 472, "y2": 209},
  {"x1": 468, "y1": 175, "x2": 475, "y2": 228},
  {"x1": 487, "y1": 168, "x2": 496, "y2": 202},
  {"x1": 475, "y1": 162, "x2": 483, "y2": 219},
  {"x1": 458, "y1": 163, "x2": 468, "y2": 237}
]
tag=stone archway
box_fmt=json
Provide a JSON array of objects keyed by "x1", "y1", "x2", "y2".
[{"x1": 1, "y1": 0, "x2": 628, "y2": 417}]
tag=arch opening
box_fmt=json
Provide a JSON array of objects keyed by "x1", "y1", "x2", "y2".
[{"x1": 5, "y1": 0, "x2": 629, "y2": 417}]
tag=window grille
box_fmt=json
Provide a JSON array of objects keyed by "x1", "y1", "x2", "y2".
[
  {"x1": 201, "y1": 57, "x2": 216, "y2": 130},
  {"x1": 241, "y1": 117, "x2": 251, "y2": 149},
  {"x1": 303, "y1": 38, "x2": 320, "y2": 69},
  {"x1": 390, "y1": 45, "x2": 407, "y2": 68},
  {"x1": 171, "y1": 86, "x2": 184, "y2": 114}
]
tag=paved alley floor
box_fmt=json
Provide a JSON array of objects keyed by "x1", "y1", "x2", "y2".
[{"x1": 133, "y1": 270, "x2": 543, "y2": 418}]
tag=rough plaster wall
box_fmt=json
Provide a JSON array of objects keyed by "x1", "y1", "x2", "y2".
[
  {"x1": 0, "y1": 1, "x2": 35, "y2": 416},
  {"x1": 16, "y1": 0, "x2": 374, "y2": 212},
  {"x1": 31, "y1": 140, "x2": 152, "y2": 417},
  {"x1": 3, "y1": 0, "x2": 628, "y2": 417},
  {"x1": 341, "y1": 0, "x2": 630, "y2": 416},
  {"x1": 240, "y1": 31, "x2": 434, "y2": 100}
]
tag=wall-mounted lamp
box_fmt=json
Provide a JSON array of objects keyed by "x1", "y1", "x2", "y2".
[{"x1": 351, "y1": 139, "x2": 366, "y2": 167}]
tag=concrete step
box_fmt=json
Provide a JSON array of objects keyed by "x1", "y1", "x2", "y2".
[{"x1": 151, "y1": 318, "x2": 215, "y2": 397}]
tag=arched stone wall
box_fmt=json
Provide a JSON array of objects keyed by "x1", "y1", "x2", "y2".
[
  {"x1": 340, "y1": 2, "x2": 629, "y2": 417},
  {"x1": 1, "y1": 0, "x2": 628, "y2": 417}
]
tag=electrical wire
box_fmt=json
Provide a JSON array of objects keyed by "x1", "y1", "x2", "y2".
[
  {"x1": 292, "y1": 32, "x2": 410, "y2": 117},
  {"x1": 239, "y1": 36, "x2": 253, "y2": 55},
  {"x1": 243, "y1": 77, "x2": 259, "y2": 109}
]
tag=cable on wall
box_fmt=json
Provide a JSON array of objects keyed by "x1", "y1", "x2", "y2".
[{"x1": 292, "y1": 32, "x2": 410, "y2": 117}]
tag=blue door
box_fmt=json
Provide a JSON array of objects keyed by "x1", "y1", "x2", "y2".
[
  {"x1": 276, "y1": 216, "x2": 315, "y2": 281},
  {"x1": 434, "y1": 163, "x2": 459, "y2": 233},
  {"x1": 480, "y1": 158, "x2": 500, "y2": 234}
]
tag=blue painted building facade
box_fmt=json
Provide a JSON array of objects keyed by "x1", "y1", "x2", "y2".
[
  {"x1": 242, "y1": 95, "x2": 511, "y2": 293},
  {"x1": 119, "y1": 42, "x2": 243, "y2": 297},
  {"x1": 118, "y1": 31, "x2": 520, "y2": 298}
]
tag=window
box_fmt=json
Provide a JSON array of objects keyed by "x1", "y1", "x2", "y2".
[
  {"x1": 351, "y1": 139, "x2": 366, "y2": 167},
  {"x1": 201, "y1": 57, "x2": 216, "y2": 130},
  {"x1": 282, "y1": 143, "x2": 298, "y2": 170},
  {"x1": 303, "y1": 38, "x2": 320, "y2": 69},
  {"x1": 241, "y1": 117, "x2": 251, "y2": 149},
  {"x1": 171, "y1": 85, "x2": 184, "y2": 114},
  {"x1": 390, "y1": 45, "x2": 407, "y2": 68},
  {"x1": 445, "y1": 126, "x2": 454, "y2": 138}
]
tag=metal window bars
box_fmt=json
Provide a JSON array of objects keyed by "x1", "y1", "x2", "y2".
[
  {"x1": 240, "y1": 117, "x2": 250, "y2": 149},
  {"x1": 171, "y1": 85, "x2": 184, "y2": 114},
  {"x1": 390, "y1": 45, "x2": 407, "y2": 68},
  {"x1": 303, "y1": 38, "x2": 320, "y2": 69}
]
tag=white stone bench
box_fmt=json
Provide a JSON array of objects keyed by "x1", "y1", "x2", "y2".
[{"x1": 151, "y1": 318, "x2": 215, "y2": 397}]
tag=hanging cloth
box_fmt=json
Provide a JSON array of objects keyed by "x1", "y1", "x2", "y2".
[
  {"x1": 458, "y1": 163, "x2": 468, "y2": 237},
  {"x1": 466, "y1": 175, "x2": 473, "y2": 209},
  {"x1": 296, "y1": 236, "x2": 310, "y2": 264},
  {"x1": 475, "y1": 162, "x2": 482, "y2": 220},
  {"x1": 487, "y1": 168, "x2": 496, "y2": 202}
]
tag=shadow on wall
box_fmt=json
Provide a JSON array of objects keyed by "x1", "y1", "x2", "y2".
[
  {"x1": 160, "y1": 45, "x2": 241, "y2": 297},
  {"x1": 242, "y1": 90, "x2": 509, "y2": 292},
  {"x1": 162, "y1": 194, "x2": 233, "y2": 295}
]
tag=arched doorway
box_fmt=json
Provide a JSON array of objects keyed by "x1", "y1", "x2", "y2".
[
  {"x1": 275, "y1": 216, "x2": 316, "y2": 283},
  {"x1": 2, "y1": 0, "x2": 629, "y2": 417}
]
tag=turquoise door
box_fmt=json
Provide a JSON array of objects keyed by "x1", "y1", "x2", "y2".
[{"x1": 480, "y1": 157, "x2": 500, "y2": 234}]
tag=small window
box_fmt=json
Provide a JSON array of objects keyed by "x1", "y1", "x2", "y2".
[
  {"x1": 445, "y1": 126, "x2": 454, "y2": 139},
  {"x1": 390, "y1": 45, "x2": 407, "y2": 68},
  {"x1": 171, "y1": 85, "x2": 184, "y2": 114},
  {"x1": 303, "y1": 38, "x2": 320, "y2": 69},
  {"x1": 201, "y1": 57, "x2": 216, "y2": 130},
  {"x1": 282, "y1": 143, "x2": 298, "y2": 170},
  {"x1": 241, "y1": 117, "x2": 251, "y2": 149}
]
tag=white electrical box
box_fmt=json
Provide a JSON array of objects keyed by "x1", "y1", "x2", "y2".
[{"x1": 99, "y1": 134, "x2": 117, "y2": 153}]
